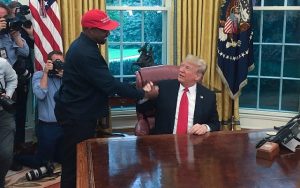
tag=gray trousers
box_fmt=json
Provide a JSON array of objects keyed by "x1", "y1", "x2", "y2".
[{"x1": 0, "y1": 110, "x2": 15, "y2": 188}]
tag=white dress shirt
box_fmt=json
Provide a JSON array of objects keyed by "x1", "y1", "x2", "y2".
[{"x1": 173, "y1": 84, "x2": 210, "y2": 134}]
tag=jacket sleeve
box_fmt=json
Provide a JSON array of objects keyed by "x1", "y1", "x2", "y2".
[{"x1": 3, "y1": 59, "x2": 17, "y2": 98}]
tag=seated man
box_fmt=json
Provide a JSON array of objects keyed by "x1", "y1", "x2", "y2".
[
  {"x1": 138, "y1": 54, "x2": 220, "y2": 135},
  {"x1": 15, "y1": 51, "x2": 64, "y2": 168}
]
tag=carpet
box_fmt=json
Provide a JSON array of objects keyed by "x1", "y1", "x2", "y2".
[{"x1": 5, "y1": 164, "x2": 61, "y2": 188}]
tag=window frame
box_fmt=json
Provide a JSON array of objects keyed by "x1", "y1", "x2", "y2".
[{"x1": 240, "y1": 4, "x2": 300, "y2": 114}]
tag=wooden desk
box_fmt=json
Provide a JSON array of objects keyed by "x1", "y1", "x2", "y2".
[{"x1": 77, "y1": 130, "x2": 300, "y2": 188}]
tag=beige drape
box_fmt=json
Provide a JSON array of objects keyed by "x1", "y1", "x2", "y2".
[
  {"x1": 58, "y1": 0, "x2": 107, "y2": 56},
  {"x1": 175, "y1": 0, "x2": 240, "y2": 130}
]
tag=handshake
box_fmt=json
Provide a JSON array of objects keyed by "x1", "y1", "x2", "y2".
[{"x1": 143, "y1": 81, "x2": 159, "y2": 100}]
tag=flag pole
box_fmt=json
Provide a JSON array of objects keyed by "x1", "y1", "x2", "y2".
[{"x1": 231, "y1": 98, "x2": 234, "y2": 131}]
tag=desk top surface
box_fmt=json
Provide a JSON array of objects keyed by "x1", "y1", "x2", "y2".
[{"x1": 77, "y1": 130, "x2": 300, "y2": 188}]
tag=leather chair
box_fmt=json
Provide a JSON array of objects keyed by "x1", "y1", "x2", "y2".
[{"x1": 135, "y1": 65, "x2": 179, "y2": 136}]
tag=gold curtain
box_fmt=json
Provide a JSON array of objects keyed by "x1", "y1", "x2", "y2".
[
  {"x1": 175, "y1": 0, "x2": 240, "y2": 130},
  {"x1": 58, "y1": 0, "x2": 107, "y2": 56}
]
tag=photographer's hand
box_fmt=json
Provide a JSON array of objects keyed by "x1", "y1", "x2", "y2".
[
  {"x1": 56, "y1": 70, "x2": 63, "y2": 78},
  {"x1": 0, "y1": 18, "x2": 6, "y2": 31},
  {"x1": 43, "y1": 60, "x2": 53, "y2": 74},
  {"x1": 10, "y1": 30, "x2": 25, "y2": 47},
  {"x1": 40, "y1": 60, "x2": 53, "y2": 89}
]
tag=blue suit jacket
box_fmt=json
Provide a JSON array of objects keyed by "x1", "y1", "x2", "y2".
[{"x1": 138, "y1": 79, "x2": 220, "y2": 134}]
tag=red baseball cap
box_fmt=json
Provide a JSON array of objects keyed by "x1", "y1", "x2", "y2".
[{"x1": 81, "y1": 9, "x2": 119, "y2": 31}]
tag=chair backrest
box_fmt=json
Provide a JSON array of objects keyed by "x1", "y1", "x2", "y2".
[{"x1": 135, "y1": 65, "x2": 179, "y2": 136}]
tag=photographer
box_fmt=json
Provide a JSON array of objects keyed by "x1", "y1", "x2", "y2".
[
  {"x1": 15, "y1": 51, "x2": 64, "y2": 169},
  {"x1": 0, "y1": 2, "x2": 29, "y2": 66},
  {"x1": 7, "y1": 2, "x2": 34, "y2": 162},
  {"x1": 0, "y1": 57, "x2": 18, "y2": 188}
]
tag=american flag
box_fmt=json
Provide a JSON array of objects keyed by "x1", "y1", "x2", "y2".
[
  {"x1": 224, "y1": 16, "x2": 233, "y2": 34},
  {"x1": 29, "y1": 0, "x2": 63, "y2": 71}
]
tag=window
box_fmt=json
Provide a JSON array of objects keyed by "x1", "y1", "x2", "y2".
[
  {"x1": 106, "y1": 0, "x2": 170, "y2": 110},
  {"x1": 106, "y1": 0, "x2": 169, "y2": 85},
  {"x1": 240, "y1": 0, "x2": 300, "y2": 112}
]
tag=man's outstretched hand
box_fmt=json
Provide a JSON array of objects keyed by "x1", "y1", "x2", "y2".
[{"x1": 143, "y1": 81, "x2": 159, "y2": 99}]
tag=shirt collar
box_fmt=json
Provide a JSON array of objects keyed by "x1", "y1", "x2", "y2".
[{"x1": 179, "y1": 83, "x2": 196, "y2": 93}]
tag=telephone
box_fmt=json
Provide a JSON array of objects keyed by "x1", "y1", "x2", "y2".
[{"x1": 256, "y1": 114, "x2": 300, "y2": 152}]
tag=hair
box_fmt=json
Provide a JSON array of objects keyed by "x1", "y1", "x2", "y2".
[
  {"x1": 8, "y1": 1, "x2": 22, "y2": 9},
  {"x1": 183, "y1": 54, "x2": 207, "y2": 75},
  {"x1": 47, "y1": 50, "x2": 63, "y2": 60},
  {"x1": 0, "y1": 2, "x2": 11, "y2": 16}
]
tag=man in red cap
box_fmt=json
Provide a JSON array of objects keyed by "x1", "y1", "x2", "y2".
[{"x1": 54, "y1": 9, "x2": 157, "y2": 188}]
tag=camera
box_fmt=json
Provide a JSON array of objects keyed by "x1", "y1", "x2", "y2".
[
  {"x1": 48, "y1": 59, "x2": 64, "y2": 76},
  {"x1": 25, "y1": 162, "x2": 55, "y2": 181},
  {"x1": 0, "y1": 5, "x2": 31, "y2": 34},
  {"x1": 13, "y1": 56, "x2": 32, "y2": 83},
  {"x1": 0, "y1": 88, "x2": 16, "y2": 114}
]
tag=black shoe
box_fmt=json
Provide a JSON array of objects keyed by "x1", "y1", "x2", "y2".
[{"x1": 10, "y1": 160, "x2": 23, "y2": 171}]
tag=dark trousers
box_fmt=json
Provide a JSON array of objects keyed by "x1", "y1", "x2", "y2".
[
  {"x1": 15, "y1": 121, "x2": 63, "y2": 168},
  {"x1": 14, "y1": 81, "x2": 29, "y2": 145},
  {"x1": 59, "y1": 119, "x2": 97, "y2": 188},
  {"x1": 0, "y1": 110, "x2": 15, "y2": 188}
]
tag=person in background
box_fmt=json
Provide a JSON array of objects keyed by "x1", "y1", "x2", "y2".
[
  {"x1": 0, "y1": 2, "x2": 29, "y2": 67},
  {"x1": 0, "y1": 57, "x2": 18, "y2": 188},
  {"x1": 54, "y1": 9, "x2": 158, "y2": 188},
  {"x1": 0, "y1": 1, "x2": 29, "y2": 172},
  {"x1": 15, "y1": 51, "x2": 64, "y2": 169},
  {"x1": 139, "y1": 54, "x2": 220, "y2": 135},
  {"x1": 8, "y1": 1, "x2": 34, "y2": 160}
]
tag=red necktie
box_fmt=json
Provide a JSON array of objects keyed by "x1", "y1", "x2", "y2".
[{"x1": 176, "y1": 88, "x2": 189, "y2": 134}]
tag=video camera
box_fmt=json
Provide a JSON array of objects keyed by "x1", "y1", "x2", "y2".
[
  {"x1": 48, "y1": 59, "x2": 64, "y2": 76},
  {"x1": 1, "y1": 5, "x2": 31, "y2": 34}
]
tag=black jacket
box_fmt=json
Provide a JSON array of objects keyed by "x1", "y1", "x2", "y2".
[
  {"x1": 138, "y1": 79, "x2": 220, "y2": 134},
  {"x1": 54, "y1": 32, "x2": 144, "y2": 121}
]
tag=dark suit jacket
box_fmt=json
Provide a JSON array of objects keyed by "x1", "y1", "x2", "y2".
[
  {"x1": 54, "y1": 32, "x2": 144, "y2": 121},
  {"x1": 137, "y1": 79, "x2": 220, "y2": 134}
]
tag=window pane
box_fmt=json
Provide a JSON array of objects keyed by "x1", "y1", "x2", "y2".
[
  {"x1": 108, "y1": 11, "x2": 121, "y2": 42},
  {"x1": 253, "y1": 11, "x2": 261, "y2": 43},
  {"x1": 122, "y1": 45, "x2": 141, "y2": 75},
  {"x1": 109, "y1": 45, "x2": 121, "y2": 75},
  {"x1": 260, "y1": 45, "x2": 282, "y2": 77},
  {"x1": 151, "y1": 44, "x2": 163, "y2": 65},
  {"x1": 262, "y1": 11, "x2": 284, "y2": 43},
  {"x1": 121, "y1": 0, "x2": 141, "y2": 6},
  {"x1": 107, "y1": 0, "x2": 120, "y2": 6},
  {"x1": 259, "y1": 79, "x2": 280, "y2": 110},
  {"x1": 143, "y1": 0, "x2": 162, "y2": 6},
  {"x1": 287, "y1": 0, "x2": 300, "y2": 6},
  {"x1": 123, "y1": 11, "x2": 142, "y2": 42},
  {"x1": 264, "y1": 0, "x2": 284, "y2": 6},
  {"x1": 282, "y1": 80, "x2": 300, "y2": 111},
  {"x1": 240, "y1": 78, "x2": 258, "y2": 108},
  {"x1": 255, "y1": 0, "x2": 262, "y2": 6},
  {"x1": 285, "y1": 11, "x2": 300, "y2": 43},
  {"x1": 284, "y1": 46, "x2": 300, "y2": 78},
  {"x1": 249, "y1": 45, "x2": 259, "y2": 76},
  {"x1": 145, "y1": 11, "x2": 162, "y2": 42}
]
